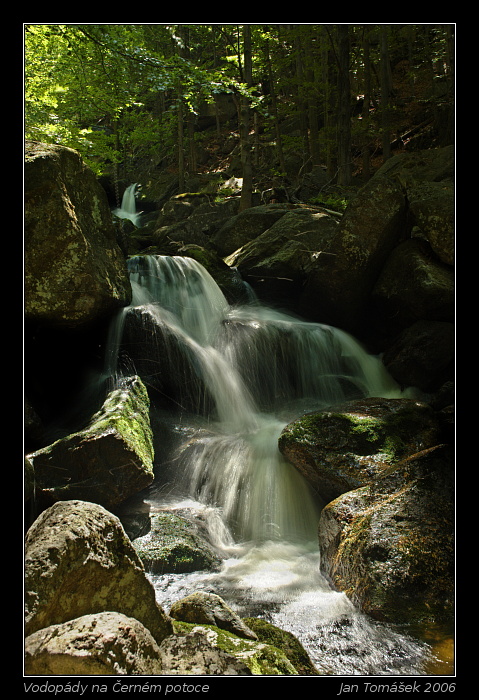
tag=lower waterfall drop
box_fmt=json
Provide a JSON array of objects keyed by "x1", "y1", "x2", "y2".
[{"x1": 111, "y1": 253, "x2": 437, "y2": 676}]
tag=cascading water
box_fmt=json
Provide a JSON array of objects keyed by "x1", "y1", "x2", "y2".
[
  {"x1": 108, "y1": 253, "x2": 445, "y2": 676},
  {"x1": 113, "y1": 183, "x2": 141, "y2": 227}
]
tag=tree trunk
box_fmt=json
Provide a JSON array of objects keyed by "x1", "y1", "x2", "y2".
[
  {"x1": 239, "y1": 25, "x2": 254, "y2": 212},
  {"x1": 337, "y1": 25, "x2": 351, "y2": 185},
  {"x1": 361, "y1": 27, "x2": 372, "y2": 179},
  {"x1": 380, "y1": 27, "x2": 392, "y2": 163},
  {"x1": 321, "y1": 26, "x2": 337, "y2": 179},
  {"x1": 265, "y1": 31, "x2": 287, "y2": 176},
  {"x1": 305, "y1": 28, "x2": 321, "y2": 167}
]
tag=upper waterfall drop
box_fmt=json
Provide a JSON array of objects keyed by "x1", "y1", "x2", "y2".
[{"x1": 113, "y1": 183, "x2": 141, "y2": 227}]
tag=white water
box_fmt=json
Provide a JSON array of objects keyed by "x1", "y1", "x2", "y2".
[
  {"x1": 110, "y1": 253, "x2": 437, "y2": 676},
  {"x1": 113, "y1": 183, "x2": 141, "y2": 226}
]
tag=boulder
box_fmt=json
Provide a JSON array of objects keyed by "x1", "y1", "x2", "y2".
[
  {"x1": 132, "y1": 512, "x2": 221, "y2": 574},
  {"x1": 407, "y1": 181, "x2": 454, "y2": 265},
  {"x1": 297, "y1": 176, "x2": 407, "y2": 332},
  {"x1": 158, "y1": 627, "x2": 253, "y2": 675},
  {"x1": 26, "y1": 376, "x2": 155, "y2": 511},
  {"x1": 25, "y1": 141, "x2": 131, "y2": 327},
  {"x1": 24, "y1": 500, "x2": 173, "y2": 644},
  {"x1": 164, "y1": 624, "x2": 298, "y2": 675},
  {"x1": 118, "y1": 307, "x2": 215, "y2": 414},
  {"x1": 372, "y1": 145, "x2": 454, "y2": 187},
  {"x1": 169, "y1": 592, "x2": 258, "y2": 640},
  {"x1": 318, "y1": 445, "x2": 454, "y2": 624},
  {"x1": 211, "y1": 204, "x2": 290, "y2": 257},
  {"x1": 25, "y1": 612, "x2": 164, "y2": 676},
  {"x1": 382, "y1": 320, "x2": 455, "y2": 392},
  {"x1": 366, "y1": 238, "x2": 454, "y2": 348},
  {"x1": 228, "y1": 206, "x2": 339, "y2": 310},
  {"x1": 278, "y1": 398, "x2": 441, "y2": 504},
  {"x1": 243, "y1": 617, "x2": 320, "y2": 675}
]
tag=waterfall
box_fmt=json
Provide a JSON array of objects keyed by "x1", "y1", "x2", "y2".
[
  {"x1": 113, "y1": 183, "x2": 141, "y2": 227},
  {"x1": 108, "y1": 253, "x2": 437, "y2": 675}
]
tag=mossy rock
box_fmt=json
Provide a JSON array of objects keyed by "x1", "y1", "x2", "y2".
[
  {"x1": 279, "y1": 397, "x2": 441, "y2": 504},
  {"x1": 171, "y1": 621, "x2": 298, "y2": 675},
  {"x1": 243, "y1": 617, "x2": 320, "y2": 675},
  {"x1": 133, "y1": 512, "x2": 221, "y2": 574},
  {"x1": 319, "y1": 445, "x2": 454, "y2": 625}
]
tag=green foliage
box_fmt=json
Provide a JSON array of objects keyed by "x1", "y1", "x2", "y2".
[
  {"x1": 309, "y1": 194, "x2": 348, "y2": 212},
  {"x1": 25, "y1": 24, "x2": 455, "y2": 181}
]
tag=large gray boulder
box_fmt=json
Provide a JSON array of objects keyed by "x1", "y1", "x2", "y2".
[
  {"x1": 297, "y1": 176, "x2": 407, "y2": 332},
  {"x1": 211, "y1": 203, "x2": 289, "y2": 257},
  {"x1": 25, "y1": 141, "x2": 131, "y2": 327},
  {"x1": 133, "y1": 512, "x2": 221, "y2": 574},
  {"x1": 228, "y1": 206, "x2": 339, "y2": 310},
  {"x1": 25, "y1": 612, "x2": 164, "y2": 676},
  {"x1": 24, "y1": 500, "x2": 173, "y2": 644}
]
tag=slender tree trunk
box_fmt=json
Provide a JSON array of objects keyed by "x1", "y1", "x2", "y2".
[
  {"x1": 176, "y1": 25, "x2": 187, "y2": 192},
  {"x1": 292, "y1": 26, "x2": 310, "y2": 167},
  {"x1": 321, "y1": 26, "x2": 336, "y2": 179},
  {"x1": 337, "y1": 25, "x2": 351, "y2": 185},
  {"x1": 265, "y1": 31, "x2": 287, "y2": 176},
  {"x1": 361, "y1": 27, "x2": 372, "y2": 179},
  {"x1": 305, "y1": 28, "x2": 321, "y2": 167},
  {"x1": 239, "y1": 25, "x2": 254, "y2": 211},
  {"x1": 380, "y1": 26, "x2": 392, "y2": 163},
  {"x1": 177, "y1": 98, "x2": 185, "y2": 192}
]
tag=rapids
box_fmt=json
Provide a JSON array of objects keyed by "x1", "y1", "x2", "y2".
[{"x1": 107, "y1": 252, "x2": 448, "y2": 676}]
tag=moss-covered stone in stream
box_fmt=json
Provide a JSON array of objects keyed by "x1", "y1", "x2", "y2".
[
  {"x1": 171, "y1": 620, "x2": 299, "y2": 675},
  {"x1": 278, "y1": 398, "x2": 441, "y2": 504},
  {"x1": 242, "y1": 617, "x2": 320, "y2": 675},
  {"x1": 83, "y1": 377, "x2": 154, "y2": 474},
  {"x1": 133, "y1": 512, "x2": 221, "y2": 574},
  {"x1": 26, "y1": 376, "x2": 155, "y2": 511}
]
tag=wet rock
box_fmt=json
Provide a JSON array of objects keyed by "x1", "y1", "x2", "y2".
[
  {"x1": 243, "y1": 617, "x2": 320, "y2": 675},
  {"x1": 297, "y1": 176, "x2": 407, "y2": 332},
  {"x1": 366, "y1": 238, "x2": 454, "y2": 348},
  {"x1": 318, "y1": 445, "x2": 454, "y2": 624},
  {"x1": 158, "y1": 627, "x2": 253, "y2": 675},
  {"x1": 25, "y1": 141, "x2": 131, "y2": 327},
  {"x1": 164, "y1": 624, "x2": 298, "y2": 675},
  {"x1": 229, "y1": 206, "x2": 339, "y2": 311},
  {"x1": 211, "y1": 204, "x2": 290, "y2": 257},
  {"x1": 382, "y1": 320, "x2": 455, "y2": 392},
  {"x1": 133, "y1": 511, "x2": 221, "y2": 574},
  {"x1": 279, "y1": 398, "x2": 441, "y2": 504}
]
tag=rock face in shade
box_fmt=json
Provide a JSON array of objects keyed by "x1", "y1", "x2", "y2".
[{"x1": 25, "y1": 141, "x2": 131, "y2": 327}]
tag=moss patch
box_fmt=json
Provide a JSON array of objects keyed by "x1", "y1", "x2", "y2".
[{"x1": 171, "y1": 621, "x2": 298, "y2": 675}]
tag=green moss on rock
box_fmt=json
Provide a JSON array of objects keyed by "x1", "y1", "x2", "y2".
[
  {"x1": 171, "y1": 621, "x2": 298, "y2": 675},
  {"x1": 243, "y1": 617, "x2": 320, "y2": 675},
  {"x1": 133, "y1": 512, "x2": 220, "y2": 574}
]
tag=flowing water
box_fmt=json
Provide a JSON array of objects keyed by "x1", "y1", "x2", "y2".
[
  {"x1": 113, "y1": 183, "x2": 142, "y2": 227},
  {"x1": 108, "y1": 252, "x2": 452, "y2": 676}
]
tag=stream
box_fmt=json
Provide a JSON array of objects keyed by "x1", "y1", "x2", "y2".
[{"x1": 107, "y1": 251, "x2": 453, "y2": 677}]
